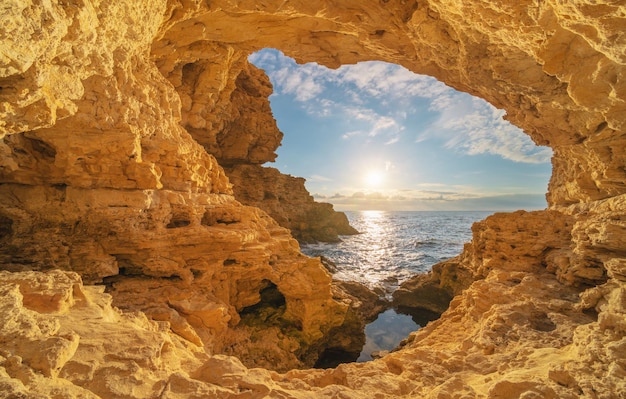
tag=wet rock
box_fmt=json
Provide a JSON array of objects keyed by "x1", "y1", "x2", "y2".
[
  {"x1": 392, "y1": 277, "x2": 452, "y2": 315},
  {"x1": 334, "y1": 280, "x2": 389, "y2": 322}
]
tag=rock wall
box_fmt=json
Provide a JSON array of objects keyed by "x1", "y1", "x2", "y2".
[
  {"x1": 1, "y1": 0, "x2": 625, "y2": 398},
  {"x1": 0, "y1": 0, "x2": 360, "y2": 372},
  {"x1": 157, "y1": 38, "x2": 357, "y2": 242},
  {"x1": 225, "y1": 164, "x2": 358, "y2": 243}
]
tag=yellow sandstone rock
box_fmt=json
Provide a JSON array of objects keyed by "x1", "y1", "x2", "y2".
[
  {"x1": 1, "y1": 0, "x2": 625, "y2": 398},
  {"x1": 225, "y1": 164, "x2": 358, "y2": 243}
]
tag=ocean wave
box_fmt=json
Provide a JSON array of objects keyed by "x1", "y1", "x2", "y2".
[{"x1": 301, "y1": 211, "x2": 490, "y2": 294}]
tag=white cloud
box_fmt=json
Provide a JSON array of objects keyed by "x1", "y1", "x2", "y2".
[
  {"x1": 249, "y1": 49, "x2": 552, "y2": 164},
  {"x1": 304, "y1": 98, "x2": 335, "y2": 117},
  {"x1": 342, "y1": 130, "x2": 362, "y2": 140},
  {"x1": 248, "y1": 50, "x2": 277, "y2": 65},
  {"x1": 308, "y1": 174, "x2": 333, "y2": 182},
  {"x1": 428, "y1": 91, "x2": 456, "y2": 112},
  {"x1": 346, "y1": 108, "x2": 372, "y2": 121},
  {"x1": 315, "y1": 184, "x2": 485, "y2": 204},
  {"x1": 336, "y1": 62, "x2": 449, "y2": 101},
  {"x1": 312, "y1": 188, "x2": 547, "y2": 211},
  {"x1": 428, "y1": 95, "x2": 553, "y2": 164},
  {"x1": 343, "y1": 107, "x2": 403, "y2": 142},
  {"x1": 370, "y1": 116, "x2": 399, "y2": 137},
  {"x1": 272, "y1": 66, "x2": 325, "y2": 101}
]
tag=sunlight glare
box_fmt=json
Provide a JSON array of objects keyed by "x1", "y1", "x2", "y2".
[
  {"x1": 361, "y1": 210, "x2": 385, "y2": 219},
  {"x1": 365, "y1": 170, "x2": 384, "y2": 188},
  {"x1": 360, "y1": 210, "x2": 387, "y2": 255}
]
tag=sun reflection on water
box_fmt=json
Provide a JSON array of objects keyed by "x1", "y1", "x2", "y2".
[
  {"x1": 301, "y1": 210, "x2": 492, "y2": 295},
  {"x1": 355, "y1": 210, "x2": 396, "y2": 284},
  {"x1": 360, "y1": 210, "x2": 386, "y2": 244}
]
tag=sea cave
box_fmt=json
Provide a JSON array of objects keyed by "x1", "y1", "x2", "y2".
[{"x1": 0, "y1": 1, "x2": 625, "y2": 398}]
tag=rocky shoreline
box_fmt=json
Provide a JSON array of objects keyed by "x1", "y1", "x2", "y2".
[{"x1": 225, "y1": 165, "x2": 359, "y2": 243}]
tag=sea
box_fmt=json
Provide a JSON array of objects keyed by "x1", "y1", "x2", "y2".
[
  {"x1": 301, "y1": 210, "x2": 491, "y2": 296},
  {"x1": 301, "y1": 210, "x2": 492, "y2": 363}
]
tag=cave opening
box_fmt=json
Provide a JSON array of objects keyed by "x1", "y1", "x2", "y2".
[
  {"x1": 314, "y1": 306, "x2": 442, "y2": 368},
  {"x1": 245, "y1": 48, "x2": 554, "y2": 366},
  {"x1": 239, "y1": 280, "x2": 290, "y2": 325},
  {"x1": 248, "y1": 48, "x2": 553, "y2": 214}
]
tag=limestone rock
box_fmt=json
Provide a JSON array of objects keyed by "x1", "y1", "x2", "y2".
[
  {"x1": 162, "y1": 55, "x2": 283, "y2": 166},
  {"x1": 392, "y1": 272, "x2": 455, "y2": 314},
  {"x1": 226, "y1": 164, "x2": 358, "y2": 243},
  {"x1": 333, "y1": 280, "x2": 389, "y2": 323},
  {"x1": 394, "y1": 210, "x2": 577, "y2": 313},
  {"x1": 1, "y1": 0, "x2": 626, "y2": 398},
  {"x1": 155, "y1": 40, "x2": 357, "y2": 243},
  {"x1": 0, "y1": 184, "x2": 357, "y2": 368}
]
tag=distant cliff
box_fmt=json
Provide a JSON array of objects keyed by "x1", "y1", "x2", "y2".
[{"x1": 225, "y1": 164, "x2": 358, "y2": 243}]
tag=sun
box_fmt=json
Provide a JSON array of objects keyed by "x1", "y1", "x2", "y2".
[{"x1": 364, "y1": 170, "x2": 385, "y2": 187}]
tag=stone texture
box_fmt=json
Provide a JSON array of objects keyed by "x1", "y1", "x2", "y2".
[
  {"x1": 0, "y1": 0, "x2": 625, "y2": 398},
  {"x1": 0, "y1": 182, "x2": 362, "y2": 369},
  {"x1": 159, "y1": 48, "x2": 357, "y2": 242},
  {"x1": 394, "y1": 210, "x2": 577, "y2": 313},
  {"x1": 225, "y1": 164, "x2": 358, "y2": 243}
]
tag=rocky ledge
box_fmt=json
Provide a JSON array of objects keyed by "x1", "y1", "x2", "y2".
[
  {"x1": 189, "y1": 61, "x2": 358, "y2": 243},
  {"x1": 225, "y1": 164, "x2": 358, "y2": 243},
  {"x1": 1, "y1": 0, "x2": 625, "y2": 398}
]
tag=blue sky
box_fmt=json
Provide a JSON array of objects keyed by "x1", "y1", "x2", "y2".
[{"x1": 249, "y1": 49, "x2": 553, "y2": 211}]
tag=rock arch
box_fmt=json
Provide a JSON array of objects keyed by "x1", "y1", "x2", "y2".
[
  {"x1": 155, "y1": 1, "x2": 623, "y2": 206},
  {"x1": 0, "y1": 1, "x2": 625, "y2": 397}
]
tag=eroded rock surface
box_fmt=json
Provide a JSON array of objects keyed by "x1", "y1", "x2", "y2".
[
  {"x1": 226, "y1": 164, "x2": 358, "y2": 243},
  {"x1": 159, "y1": 43, "x2": 357, "y2": 242},
  {"x1": 393, "y1": 210, "x2": 579, "y2": 313},
  {"x1": 1, "y1": 0, "x2": 625, "y2": 398}
]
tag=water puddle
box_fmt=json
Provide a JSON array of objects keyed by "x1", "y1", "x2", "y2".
[
  {"x1": 357, "y1": 308, "x2": 417, "y2": 362},
  {"x1": 315, "y1": 307, "x2": 440, "y2": 368},
  {"x1": 357, "y1": 307, "x2": 439, "y2": 362}
]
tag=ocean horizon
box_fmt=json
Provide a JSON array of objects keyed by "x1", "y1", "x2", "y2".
[{"x1": 301, "y1": 210, "x2": 493, "y2": 295}]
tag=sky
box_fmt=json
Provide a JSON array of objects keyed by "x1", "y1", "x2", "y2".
[{"x1": 248, "y1": 49, "x2": 553, "y2": 212}]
